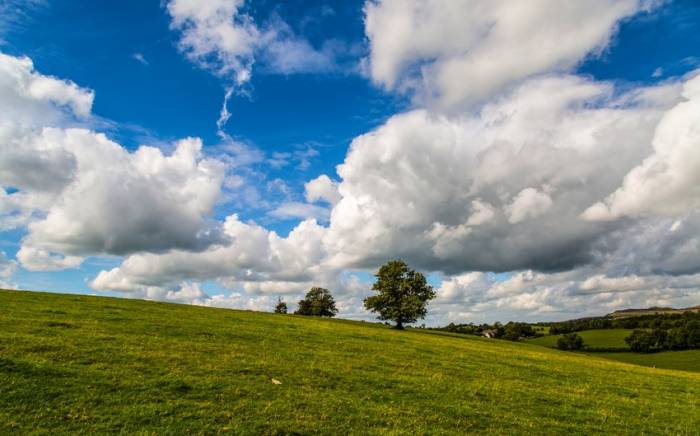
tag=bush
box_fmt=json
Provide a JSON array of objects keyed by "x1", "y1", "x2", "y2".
[
  {"x1": 274, "y1": 297, "x2": 287, "y2": 314},
  {"x1": 557, "y1": 333, "x2": 584, "y2": 351},
  {"x1": 625, "y1": 330, "x2": 655, "y2": 353}
]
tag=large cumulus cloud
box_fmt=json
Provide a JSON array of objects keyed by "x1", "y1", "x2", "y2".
[
  {"x1": 584, "y1": 72, "x2": 700, "y2": 220},
  {"x1": 364, "y1": 0, "x2": 658, "y2": 110},
  {"x1": 0, "y1": 52, "x2": 227, "y2": 271},
  {"x1": 16, "y1": 134, "x2": 226, "y2": 270},
  {"x1": 323, "y1": 75, "x2": 681, "y2": 273}
]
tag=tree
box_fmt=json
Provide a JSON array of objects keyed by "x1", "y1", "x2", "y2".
[
  {"x1": 625, "y1": 330, "x2": 655, "y2": 353},
  {"x1": 685, "y1": 320, "x2": 700, "y2": 348},
  {"x1": 363, "y1": 260, "x2": 436, "y2": 330},
  {"x1": 663, "y1": 328, "x2": 687, "y2": 350},
  {"x1": 557, "y1": 333, "x2": 584, "y2": 351},
  {"x1": 295, "y1": 287, "x2": 338, "y2": 317},
  {"x1": 274, "y1": 297, "x2": 287, "y2": 314},
  {"x1": 502, "y1": 322, "x2": 535, "y2": 341}
]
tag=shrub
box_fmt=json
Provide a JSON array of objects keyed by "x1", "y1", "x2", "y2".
[
  {"x1": 625, "y1": 330, "x2": 655, "y2": 353},
  {"x1": 274, "y1": 297, "x2": 287, "y2": 314},
  {"x1": 557, "y1": 333, "x2": 584, "y2": 351}
]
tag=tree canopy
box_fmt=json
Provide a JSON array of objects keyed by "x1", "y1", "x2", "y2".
[
  {"x1": 295, "y1": 287, "x2": 338, "y2": 317},
  {"x1": 364, "y1": 260, "x2": 435, "y2": 329},
  {"x1": 274, "y1": 297, "x2": 288, "y2": 314},
  {"x1": 557, "y1": 333, "x2": 584, "y2": 351}
]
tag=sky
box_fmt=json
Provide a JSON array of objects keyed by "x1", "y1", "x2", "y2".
[{"x1": 1, "y1": 0, "x2": 700, "y2": 325}]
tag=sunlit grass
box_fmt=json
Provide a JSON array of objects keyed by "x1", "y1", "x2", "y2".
[
  {"x1": 528, "y1": 328, "x2": 636, "y2": 349},
  {"x1": 595, "y1": 350, "x2": 700, "y2": 373},
  {"x1": 1, "y1": 290, "x2": 699, "y2": 434}
]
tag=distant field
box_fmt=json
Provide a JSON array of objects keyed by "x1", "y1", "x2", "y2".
[
  {"x1": 595, "y1": 350, "x2": 700, "y2": 373},
  {"x1": 1, "y1": 290, "x2": 700, "y2": 434},
  {"x1": 528, "y1": 329, "x2": 635, "y2": 349},
  {"x1": 532, "y1": 325, "x2": 550, "y2": 335}
]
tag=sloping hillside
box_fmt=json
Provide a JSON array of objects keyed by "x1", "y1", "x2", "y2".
[
  {"x1": 528, "y1": 329, "x2": 635, "y2": 349},
  {"x1": 608, "y1": 306, "x2": 700, "y2": 318},
  {"x1": 1, "y1": 290, "x2": 699, "y2": 434}
]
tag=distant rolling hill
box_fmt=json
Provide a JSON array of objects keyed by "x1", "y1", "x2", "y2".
[
  {"x1": 607, "y1": 305, "x2": 700, "y2": 318},
  {"x1": 1, "y1": 289, "x2": 699, "y2": 434}
]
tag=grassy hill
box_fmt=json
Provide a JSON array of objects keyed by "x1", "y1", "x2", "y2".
[
  {"x1": 527, "y1": 329, "x2": 635, "y2": 349},
  {"x1": 526, "y1": 329, "x2": 700, "y2": 373},
  {"x1": 595, "y1": 350, "x2": 700, "y2": 373},
  {"x1": 1, "y1": 290, "x2": 699, "y2": 434},
  {"x1": 608, "y1": 306, "x2": 700, "y2": 319}
]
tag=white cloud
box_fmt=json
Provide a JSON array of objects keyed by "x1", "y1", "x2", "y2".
[
  {"x1": 0, "y1": 251, "x2": 17, "y2": 289},
  {"x1": 583, "y1": 71, "x2": 700, "y2": 220},
  {"x1": 12, "y1": 133, "x2": 227, "y2": 270},
  {"x1": 432, "y1": 267, "x2": 700, "y2": 324},
  {"x1": 0, "y1": 52, "x2": 231, "y2": 271},
  {"x1": 167, "y1": 0, "x2": 259, "y2": 83},
  {"x1": 364, "y1": 0, "x2": 657, "y2": 110},
  {"x1": 16, "y1": 246, "x2": 83, "y2": 272},
  {"x1": 258, "y1": 16, "x2": 344, "y2": 75},
  {"x1": 269, "y1": 202, "x2": 330, "y2": 221},
  {"x1": 166, "y1": 0, "x2": 348, "y2": 81},
  {"x1": 91, "y1": 215, "x2": 329, "y2": 294},
  {"x1": 305, "y1": 174, "x2": 341, "y2": 205},
  {"x1": 0, "y1": 251, "x2": 16, "y2": 279},
  {"x1": 0, "y1": 51, "x2": 95, "y2": 230},
  {"x1": 465, "y1": 199, "x2": 496, "y2": 226},
  {"x1": 506, "y1": 188, "x2": 553, "y2": 224},
  {"x1": 0, "y1": 52, "x2": 93, "y2": 130},
  {"x1": 322, "y1": 75, "x2": 678, "y2": 273}
]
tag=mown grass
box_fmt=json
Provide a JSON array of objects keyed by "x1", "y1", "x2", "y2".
[
  {"x1": 595, "y1": 350, "x2": 700, "y2": 373},
  {"x1": 528, "y1": 329, "x2": 635, "y2": 349},
  {"x1": 1, "y1": 290, "x2": 699, "y2": 434}
]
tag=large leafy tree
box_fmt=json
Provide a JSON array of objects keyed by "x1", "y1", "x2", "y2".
[
  {"x1": 364, "y1": 260, "x2": 435, "y2": 329},
  {"x1": 295, "y1": 287, "x2": 338, "y2": 317}
]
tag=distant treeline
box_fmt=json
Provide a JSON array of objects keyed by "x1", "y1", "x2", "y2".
[
  {"x1": 435, "y1": 312, "x2": 700, "y2": 353},
  {"x1": 625, "y1": 323, "x2": 700, "y2": 353},
  {"x1": 435, "y1": 322, "x2": 541, "y2": 341},
  {"x1": 543, "y1": 311, "x2": 700, "y2": 335}
]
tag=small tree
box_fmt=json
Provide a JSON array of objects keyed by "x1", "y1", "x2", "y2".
[
  {"x1": 274, "y1": 297, "x2": 288, "y2": 314},
  {"x1": 364, "y1": 260, "x2": 436, "y2": 330},
  {"x1": 557, "y1": 333, "x2": 584, "y2": 351},
  {"x1": 295, "y1": 287, "x2": 338, "y2": 317}
]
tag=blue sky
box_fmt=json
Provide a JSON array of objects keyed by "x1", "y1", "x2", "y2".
[
  {"x1": 3, "y1": 0, "x2": 409, "y2": 225},
  {"x1": 2, "y1": 0, "x2": 700, "y2": 323},
  {"x1": 5, "y1": 0, "x2": 697, "y2": 225}
]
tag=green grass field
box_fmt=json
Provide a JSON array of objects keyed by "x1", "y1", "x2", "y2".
[
  {"x1": 596, "y1": 350, "x2": 700, "y2": 373},
  {"x1": 528, "y1": 329, "x2": 635, "y2": 349},
  {"x1": 1, "y1": 290, "x2": 700, "y2": 434}
]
